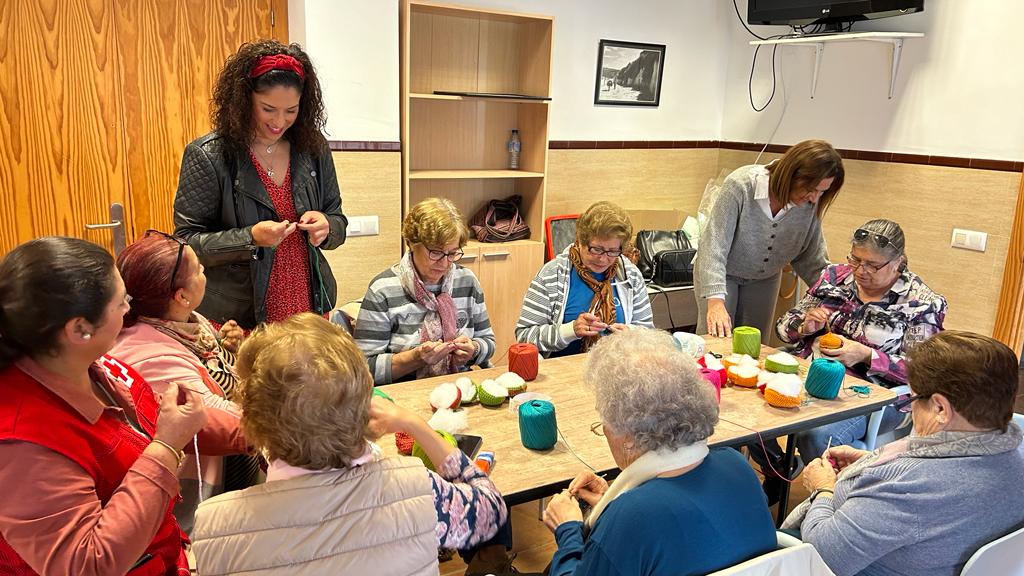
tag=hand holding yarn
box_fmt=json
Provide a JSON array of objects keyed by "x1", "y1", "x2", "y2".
[
  {"x1": 296, "y1": 210, "x2": 330, "y2": 246},
  {"x1": 449, "y1": 335, "x2": 476, "y2": 366},
  {"x1": 606, "y1": 323, "x2": 629, "y2": 334},
  {"x1": 417, "y1": 340, "x2": 455, "y2": 365},
  {"x1": 801, "y1": 307, "x2": 831, "y2": 335},
  {"x1": 823, "y1": 445, "x2": 869, "y2": 472},
  {"x1": 573, "y1": 312, "x2": 608, "y2": 338},
  {"x1": 568, "y1": 470, "x2": 608, "y2": 507},
  {"x1": 543, "y1": 490, "x2": 584, "y2": 533},
  {"x1": 801, "y1": 458, "x2": 837, "y2": 492},
  {"x1": 366, "y1": 396, "x2": 421, "y2": 438},
  {"x1": 819, "y1": 337, "x2": 873, "y2": 367}
]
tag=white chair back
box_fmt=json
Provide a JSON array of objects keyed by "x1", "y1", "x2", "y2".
[
  {"x1": 708, "y1": 543, "x2": 836, "y2": 576},
  {"x1": 959, "y1": 525, "x2": 1024, "y2": 576}
]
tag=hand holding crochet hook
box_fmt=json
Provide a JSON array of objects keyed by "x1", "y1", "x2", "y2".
[{"x1": 568, "y1": 470, "x2": 609, "y2": 507}]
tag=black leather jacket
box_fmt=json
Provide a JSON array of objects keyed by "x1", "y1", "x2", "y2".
[{"x1": 173, "y1": 133, "x2": 347, "y2": 329}]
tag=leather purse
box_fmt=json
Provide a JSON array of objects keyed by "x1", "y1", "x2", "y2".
[
  {"x1": 470, "y1": 195, "x2": 530, "y2": 243},
  {"x1": 635, "y1": 230, "x2": 696, "y2": 287}
]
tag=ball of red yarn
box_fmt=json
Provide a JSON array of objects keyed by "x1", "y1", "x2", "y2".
[
  {"x1": 395, "y1": 431, "x2": 415, "y2": 455},
  {"x1": 508, "y1": 343, "x2": 539, "y2": 381},
  {"x1": 699, "y1": 368, "x2": 723, "y2": 403}
]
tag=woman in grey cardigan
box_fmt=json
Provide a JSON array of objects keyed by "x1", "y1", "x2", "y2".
[
  {"x1": 516, "y1": 201, "x2": 654, "y2": 357},
  {"x1": 694, "y1": 140, "x2": 844, "y2": 341},
  {"x1": 792, "y1": 331, "x2": 1024, "y2": 576}
]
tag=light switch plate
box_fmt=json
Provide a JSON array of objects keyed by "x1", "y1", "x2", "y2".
[
  {"x1": 950, "y1": 228, "x2": 987, "y2": 252},
  {"x1": 348, "y1": 215, "x2": 379, "y2": 237}
]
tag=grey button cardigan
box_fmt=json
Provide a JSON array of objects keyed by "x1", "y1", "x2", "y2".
[{"x1": 694, "y1": 164, "x2": 830, "y2": 300}]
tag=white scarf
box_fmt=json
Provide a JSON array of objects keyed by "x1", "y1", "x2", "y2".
[{"x1": 586, "y1": 440, "x2": 709, "y2": 529}]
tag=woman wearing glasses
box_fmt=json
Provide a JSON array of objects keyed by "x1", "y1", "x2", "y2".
[
  {"x1": 792, "y1": 331, "x2": 1023, "y2": 576},
  {"x1": 110, "y1": 232, "x2": 257, "y2": 533},
  {"x1": 174, "y1": 40, "x2": 347, "y2": 330},
  {"x1": 694, "y1": 139, "x2": 844, "y2": 340},
  {"x1": 354, "y1": 198, "x2": 495, "y2": 385},
  {"x1": 516, "y1": 201, "x2": 653, "y2": 357},
  {"x1": 776, "y1": 218, "x2": 947, "y2": 462}
]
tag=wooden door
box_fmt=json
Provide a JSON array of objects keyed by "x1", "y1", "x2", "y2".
[
  {"x1": 114, "y1": 0, "x2": 287, "y2": 240},
  {"x1": 0, "y1": 0, "x2": 286, "y2": 255},
  {"x1": 0, "y1": 0, "x2": 130, "y2": 253}
]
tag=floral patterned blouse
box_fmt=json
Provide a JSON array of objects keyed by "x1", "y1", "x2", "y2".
[
  {"x1": 429, "y1": 450, "x2": 507, "y2": 548},
  {"x1": 776, "y1": 264, "x2": 947, "y2": 386}
]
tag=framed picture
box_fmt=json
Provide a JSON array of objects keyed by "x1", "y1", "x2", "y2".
[{"x1": 594, "y1": 39, "x2": 666, "y2": 106}]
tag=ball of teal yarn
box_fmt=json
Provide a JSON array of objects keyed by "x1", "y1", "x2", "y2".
[
  {"x1": 732, "y1": 326, "x2": 762, "y2": 358},
  {"x1": 518, "y1": 399, "x2": 558, "y2": 451},
  {"x1": 805, "y1": 358, "x2": 845, "y2": 400}
]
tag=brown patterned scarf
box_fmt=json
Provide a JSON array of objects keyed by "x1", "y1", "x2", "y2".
[{"x1": 568, "y1": 243, "x2": 619, "y2": 352}]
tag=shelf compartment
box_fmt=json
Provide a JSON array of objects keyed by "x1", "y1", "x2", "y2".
[{"x1": 410, "y1": 169, "x2": 544, "y2": 179}]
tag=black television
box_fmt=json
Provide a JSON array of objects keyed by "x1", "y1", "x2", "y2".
[{"x1": 747, "y1": 0, "x2": 924, "y2": 28}]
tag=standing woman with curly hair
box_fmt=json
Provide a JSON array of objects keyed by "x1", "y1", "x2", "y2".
[{"x1": 174, "y1": 40, "x2": 347, "y2": 330}]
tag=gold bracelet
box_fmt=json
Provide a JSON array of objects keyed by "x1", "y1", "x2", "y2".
[{"x1": 150, "y1": 439, "x2": 185, "y2": 468}]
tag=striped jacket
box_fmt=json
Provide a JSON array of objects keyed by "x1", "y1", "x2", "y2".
[
  {"x1": 354, "y1": 264, "x2": 495, "y2": 384},
  {"x1": 515, "y1": 248, "x2": 654, "y2": 355}
]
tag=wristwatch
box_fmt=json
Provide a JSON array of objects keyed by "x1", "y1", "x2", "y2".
[{"x1": 809, "y1": 488, "x2": 835, "y2": 502}]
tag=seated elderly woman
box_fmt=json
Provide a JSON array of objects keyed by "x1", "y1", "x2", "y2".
[
  {"x1": 191, "y1": 313, "x2": 507, "y2": 575},
  {"x1": 792, "y1": 331, "x2": 1024, "y2": 576},
  {"x1": 776, "y1": 218, "x2": 947, "y2": 466},
  {"x1": 355, "y1": 197, "x2": 495, "y2": 384},
  {"x1": 110, "y1": 231, "x2": 258, "y2": 533},
  {"x1": 0, "y1": 237, "x2": 211, "y2": 575},
  {"x1": 517, "y1": 201, "x2": 653, "y2": 357},
  {"x1": 543, "y1": 329, "x2": 776, "y2": 575}
]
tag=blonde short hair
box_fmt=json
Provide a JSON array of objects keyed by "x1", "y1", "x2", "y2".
[
  {"x1": 576, "y1": 201, "x2": 633, "y2": 247},
  {"x1": 402, "y1": 197, "x2": 470, "y2": 249},
  {"x1": 235, "y1": 313, "x2": 373, "y2": 469}
]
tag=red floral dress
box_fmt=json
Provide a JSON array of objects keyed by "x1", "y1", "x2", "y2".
[{"x1": 249, "y1": 151, "x2": 312, "y2": 322}]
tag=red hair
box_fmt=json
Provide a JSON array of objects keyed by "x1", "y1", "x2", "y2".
[{"x1": 117, "y1": 234, "x2": 193, "y2": 326}]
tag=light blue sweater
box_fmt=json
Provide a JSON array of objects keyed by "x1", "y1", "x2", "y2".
[{"x1": 801, "y1": 430, "x2": 1024, "y2": 576}]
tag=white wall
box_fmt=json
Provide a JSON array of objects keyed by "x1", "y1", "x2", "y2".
[
  {"x1": 293, "y1": 0, "x2": 729, "y2": 142},
  {"x1": 721, "y1": 0, "x2": 1024, "y2": 160},
  {"x1": 292, "y1": 0, "x2": 400, "y2": 141}
]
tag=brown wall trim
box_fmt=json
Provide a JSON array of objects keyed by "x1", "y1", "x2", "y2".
[
  {"x1": 548, "y1": 140, "x2": 1023, "y2": 172},
  {"x1": 328, "y1": 141, "x2": 401, "y2": 152}
]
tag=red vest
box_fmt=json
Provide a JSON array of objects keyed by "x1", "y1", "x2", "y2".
[{"x1": 0, "y1": 355, "x2": 188, "y2": 576}]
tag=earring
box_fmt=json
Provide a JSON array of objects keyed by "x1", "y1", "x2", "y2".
[
  {"x1": 184, "y1": 299, "x2": 191, "y2": 306},
  {"x1": 82, "y1": 333, "x2": 92, "y2": 340}
]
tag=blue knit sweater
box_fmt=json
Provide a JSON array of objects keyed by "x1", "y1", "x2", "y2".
[
  {"x1": 549, "y1": 449, "x2": 776, "y2": 576},
  {"x1": 802, "y1": 436, "x2": 1024, "y2": 576}
]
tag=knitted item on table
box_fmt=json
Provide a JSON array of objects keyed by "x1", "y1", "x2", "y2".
[
  {"x1": 818, "y1": 332, "x2": 843, "y2": 351},
  {"x1": 698, "y1": 354, "x2": 727, "y2": 390},
  {"x1": 455, "y1": 376, "x2": 478, "y2": 404},
  {"x1": 728, "y1": 364, "x2": 760, "y2": 388},
  {"x1": 805, "y1": 358, "x2": 846, "y2": 399},
  {"x1": 722, "y1": 353, "x2": 758, "y2": 372},
  {"x1": 699, "y1": 368, "x2": 723, "y2": 403},
  {"x1": 495, "y1": 371, "x2": 528, "y2": 396},
  {"x1": 764, "y1": 374, "x2": 803, "y2": 408},
  {"x1": 476, "y1": 379, "x2": 508, "y2": 406},
  {"x1": 764, "y1": 351, "x2": 800, "y2": 374}
]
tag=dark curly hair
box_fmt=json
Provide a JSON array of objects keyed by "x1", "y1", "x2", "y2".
[{"x1": 211, "y1": 39, "x2": 328, "y2": 158}]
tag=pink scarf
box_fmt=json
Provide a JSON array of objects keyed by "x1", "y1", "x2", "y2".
[{"x1": 397, "y1": 251, "x2": 459, "y2": 377}]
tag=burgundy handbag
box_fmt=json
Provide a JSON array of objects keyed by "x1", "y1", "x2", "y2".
[{"x1": 470, "y1": 195, "x2": 530, "y2": 243}]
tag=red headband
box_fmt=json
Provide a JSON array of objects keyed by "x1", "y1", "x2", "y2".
[{"x1": 250, "y1": 54, "x2": 306, "y2": 82}]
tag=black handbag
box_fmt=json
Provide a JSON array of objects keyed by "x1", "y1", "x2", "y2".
[{"x1": 635, "y1": 230, "x2": 695, "y2": 287}]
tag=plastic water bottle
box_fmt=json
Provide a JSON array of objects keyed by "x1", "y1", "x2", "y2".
[{"x1": 508, "y1": 129, "x2": 521, "y2": 170}]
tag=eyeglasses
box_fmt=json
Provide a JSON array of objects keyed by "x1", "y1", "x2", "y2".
[
  {"x1": 854, "y1": 228, "x2": 895, "y2": 249},
  {"x1": 586, "y1": 245, "x2": 622, "y2": 258},
  {"x1": 846, "y1": 254, "x2": 893, "y2": 274},
  {"x1": 590, "y1": 421, "x2": 605, "y2": 437},
  {"x1": 425, "y1": 248, "x2": 464, "y2": 262},
  {"x1": 145, "y1": 230, "x2": 187, "y2": 291},
  {"x1": 892, "y1": 393, "x2": 929, "y2": 413}
]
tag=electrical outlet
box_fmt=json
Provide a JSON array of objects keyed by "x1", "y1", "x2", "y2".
[
  {"x1": 950, "y1": 228, "x2": 987, "y2": 252},
  {"x1": 348, "y1": 215, "x2": 379, "y2": 237}
]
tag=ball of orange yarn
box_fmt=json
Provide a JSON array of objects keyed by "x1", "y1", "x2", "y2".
[
  {"x1": 819, "y1": 333, "x2": 843, "y2": 350},
  {"x1": 508, "y1": 343, "x2": 539, "y2": 381}
]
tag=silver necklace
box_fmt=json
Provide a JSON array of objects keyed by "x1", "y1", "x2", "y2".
[{"x1": 254, "y1": 141, "x2": 279, "y2": 178}]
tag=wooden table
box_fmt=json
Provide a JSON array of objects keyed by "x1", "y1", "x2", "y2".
[{"x1": 380, "y1": 336, "x2": 896, "y2": 524}]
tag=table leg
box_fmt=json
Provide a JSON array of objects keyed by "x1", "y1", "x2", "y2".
[{"x1": 775, "y1": 434, "x2": 796, "y2": 527}]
